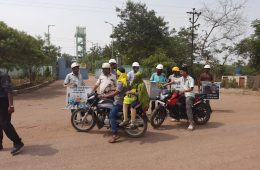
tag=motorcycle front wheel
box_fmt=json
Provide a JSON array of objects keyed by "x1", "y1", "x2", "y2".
[
  {"x1": 150, "y1": 106, "x2": 166, "y2": 129},
  {"x1": 71, "y1": 109, "x2": 96, "y2": 132}
]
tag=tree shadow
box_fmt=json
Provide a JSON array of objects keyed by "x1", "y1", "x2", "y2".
[{"x1": 19, "y1": 144, "x2": 59, "y2": 156}]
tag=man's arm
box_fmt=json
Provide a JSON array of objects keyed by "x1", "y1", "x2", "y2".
[
  {"x1": 92, "y1": 78, "x2": 101, "y2": 92},
  {"x1": 8, "y1": 92, "x2": 14, "y2": 114},
  {"x1": 64, "y1": 74, "x2": 70, "y2": 86}
]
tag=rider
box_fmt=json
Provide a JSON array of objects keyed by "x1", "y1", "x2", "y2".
[
  {"x1": 164, "y1": 66, "x2": 181, "y2": 91},
  {"x1": 127, "y1": 62, "x2": 140, "y2": 84},
  {"x1": 92, "y1": 63, "x2": 116, "y2": 94},
  {"x1": 179, "y1": 66, "x2": 195, "y2": 130},
  {"x1": 150, "y1": 64, "x2": 167, "y2": 111},
  {"x1": 64, "y1": 62, "x2": 85, "y2": 87},
  {"x1": 102, "y1": 67, "x2": 128, "y2": 143},
  {"x1": 120, "y1": 72, "x2": 150, "y2": 128},
  {"x1": 109, "y1": 59, "x2": 117, "y2": 76}
]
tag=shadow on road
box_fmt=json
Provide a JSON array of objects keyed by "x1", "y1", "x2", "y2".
[
  {"x1": 123, "y1": 131, "x2": 178, "y2": 145},
  {"x1": 154, "y1": 121, "x2": 224, "y2": 131},
  {"x1": 20, "y1": 144, "x2": 59, "y2": 156},
  {"x1": 213, "y1": 109, "x2": 234, "y2": 113}
]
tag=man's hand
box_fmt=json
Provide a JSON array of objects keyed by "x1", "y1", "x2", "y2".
[{"x1": 8, "y1": 106, "x2": 14, "y2": 114}]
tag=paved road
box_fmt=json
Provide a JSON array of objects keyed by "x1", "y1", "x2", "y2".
[{"x1": 1, "y1": 77, "x2": 260, "y2": 170}]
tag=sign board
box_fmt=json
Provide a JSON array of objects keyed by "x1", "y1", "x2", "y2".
[
  {"x1": 201, "y1": 81, "x2": 221, "y2": 99},
  {"x1": 149, "y1": 82, "x2": 163, "y2": 100},
  {"x1": 65, "y1": 86, "x2": 92, "y2": 109}
]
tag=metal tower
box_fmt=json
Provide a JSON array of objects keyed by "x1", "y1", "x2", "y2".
[{"x1": 75, "y1": 26, "x2": 86, "y2": 60}]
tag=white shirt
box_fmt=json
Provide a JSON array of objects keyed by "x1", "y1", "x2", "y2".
[
  {"x1": 64, "y1": 72, "x2": 85, "y2": 86},
  {"x1": 96, "y1": 73, "x2": 117, "y2": 94},
  {"x1": 179, "y1": 75, "x2": 195, "y2": 98},
  {"x1": 127, "y1": 70, "x2": 135, "y2": 83},
  {"x1": 168, "y1": 74, "x2": 181, "y2": 91}
]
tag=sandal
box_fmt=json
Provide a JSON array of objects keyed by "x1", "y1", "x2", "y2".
[
  {"x1": 108, "y1": 135, "x2": 120, "y2": 143},
  {"x1": 119, "y1": 121, "x2": 128, "y2": 127}
]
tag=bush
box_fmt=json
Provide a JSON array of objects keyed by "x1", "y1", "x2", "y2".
[
  {"x1": 44, "y1": 67, "x2": 51, "y2": 77},
  {"x1": 221, "y1": 78, "x2": 238, "y2": 88}
]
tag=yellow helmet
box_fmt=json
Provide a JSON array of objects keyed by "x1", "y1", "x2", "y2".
[{"x1": 172, "y1": 66, "x2": 180, "y2": 72}]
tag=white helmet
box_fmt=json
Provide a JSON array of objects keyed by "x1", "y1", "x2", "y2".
[
  {"x1": 132, "y1": 62, "x2": 140, "y2": 67},
  {"x1": 102, "y1": 63, "x2": 111, "y2": 69},
  {"x1": 71, "y1": 62, "x2": 79, "y2": 68},
  {"x1": 204, "y1": 64, "x2": 211, "y2": 69},
  {"x1": 156, "y1": 64, "x2": 163, "y2": 70},
  {"x1": 109, "y1": 59, "x2": 117, "y2": 64}
]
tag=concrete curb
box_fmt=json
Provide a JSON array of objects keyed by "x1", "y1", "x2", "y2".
[{"x1": 13, "y1": 80, "x2": 55, "y2": 95}]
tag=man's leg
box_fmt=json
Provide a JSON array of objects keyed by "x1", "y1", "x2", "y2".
[
  {"x1": 0, "y1": 98, "x2": 23, "y2": 153},
  {"x1": 186, "y1": 96, "x2": 195, "y2": 130},
  {"x1": 108, "y1": 104, "x2": 122, "y2": 143},
  {"x1": 0, "y1": 126, "x2": 3, "y2": 150}
]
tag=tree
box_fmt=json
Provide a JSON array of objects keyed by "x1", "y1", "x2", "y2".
[
  {"x1": 236, "y1": 20, "x2": 260, "y2": 71},
  {"x1": 198, "y1": 0, "x2": 247, "y2": 63},
  {"x1": 112, "y1": 1, "x2": 169, "y2": 64}
]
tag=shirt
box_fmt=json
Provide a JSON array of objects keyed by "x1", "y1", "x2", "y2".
[
  {"x1": 96, "y1": 73, "x2": 117, "y2": 94},
  {"x1": 114, "y1": 81, "x2": 127, "y2": 105},
  {"x1": 150, "y1": 73, "x2": 167, "y2": 83},
  {"x1": 168, "y1": 74, "x2": 181, "y2": 91},
  {"x1": 0, "y1": 71, "x2": 12, "y2": 98},
  {"x1": 64, "y1": 72, "x2": 85, "y2": 86},
  {"x1": 127, "y1": 70, "x2": 135, "y2": 83},
  {"x1": 179, "y1": 75, "x2": 195, "y2": 98}
]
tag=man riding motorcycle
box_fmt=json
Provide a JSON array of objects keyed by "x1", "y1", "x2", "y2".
[{"x1": 101, "y1": 67, "x2": 127, "y2": 143}]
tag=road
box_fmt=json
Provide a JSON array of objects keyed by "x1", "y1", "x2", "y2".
[{"x1": 1, "y1": 76, "x2": 260, "y2": 170}]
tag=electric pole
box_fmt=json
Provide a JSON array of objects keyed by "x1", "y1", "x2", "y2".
[{"x1": 187, "y1": 8, "x2": 201, "y2": 72}]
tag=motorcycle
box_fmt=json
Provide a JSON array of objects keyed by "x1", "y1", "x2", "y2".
[
  {"x1": 150, "y1": 89, "x2": 212, "y2": 129},
  {"x1": 71, "y1": 91, "x2": 148, "y2": 138}
]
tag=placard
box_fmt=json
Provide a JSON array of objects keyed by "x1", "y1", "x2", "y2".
[
  {"x1": 201, "y1": 81, "x2": 220, "y2": 99},
  {"x1": 65, "y1": 86, "x2": 92, "y2": 109}
]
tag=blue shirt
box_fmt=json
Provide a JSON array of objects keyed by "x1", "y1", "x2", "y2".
[{"x1": 150, "y1": 73, "x2": 167, "y2": 83}]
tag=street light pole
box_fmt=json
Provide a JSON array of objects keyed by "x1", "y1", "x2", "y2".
[
  {"x1": 47, "y1": 25, "x2": 55, "y2": 45},
  {"x1": 104, "y1": 21, "x2": 116, "y2": 62}
]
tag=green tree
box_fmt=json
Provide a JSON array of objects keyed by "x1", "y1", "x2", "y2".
[
  {"x1": 112, "y1": 1, "x2": 169, "y2": 64},
  {"x1": 236, "y1": 19, "x2": 260, "y2": 71}
]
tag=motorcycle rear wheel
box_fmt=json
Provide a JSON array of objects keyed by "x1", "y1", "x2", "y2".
[
  {"x1": 71, "y1": 109, "x2": 96, "y2": 132},
  {"x1": 193, "y1": 103, "x2": 211, "y2": 125},
  {"x1": 124, "y1": 114, "x2": 147, "y2": 138}
]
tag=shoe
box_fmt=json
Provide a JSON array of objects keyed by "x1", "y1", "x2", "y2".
[
  {"x1": 11, "y1": 142, "x2": 24, "y2": 155},
  {"x1": 130, "y1": 122, "x2": 135, "y2": 128},
  {"x1": 119, "y1": 121, "x2": 128, "y2": 127},
  {"x1": 0, "y1": 145, "x2": 3, "y2": 151},
  {"x1": 187, "y1": 124, "x2": 195, "y2": 131},
  {"x1": 170, "y1": 118, "x2": 180, "y2": 122}
]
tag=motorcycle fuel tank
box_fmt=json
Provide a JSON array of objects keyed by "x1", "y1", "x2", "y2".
[{"x1": 98, "y1": 99, "x2": 114, "y2": 110}]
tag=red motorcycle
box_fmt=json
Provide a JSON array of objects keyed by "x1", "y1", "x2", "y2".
[{"x1": 150, "y1": 89, "x2": 212, "y2": 128}]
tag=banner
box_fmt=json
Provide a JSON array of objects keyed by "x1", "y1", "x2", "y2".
[
  {"x1": 201, "y1": 81, "x2": 221, "y2": 99},
  {"x1": 65, "y1": 86, "x2": 92, "y2": 109}
]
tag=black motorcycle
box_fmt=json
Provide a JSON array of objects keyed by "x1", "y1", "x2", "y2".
[
  {"x1": 71, "y1": 91, "x2": 148, "y2": 138},
  {"x1": 151, "y1": 89, "x2": 212, "y2": 128}
]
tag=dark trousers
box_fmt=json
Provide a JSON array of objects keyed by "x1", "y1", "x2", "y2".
[{"x1": 0, "y1": 97, "x2": 21, "y2": 145}]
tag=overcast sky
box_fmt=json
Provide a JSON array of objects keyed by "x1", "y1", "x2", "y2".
[{"x1": 0, "y1": 0, "x2": 259, "y2": 56}]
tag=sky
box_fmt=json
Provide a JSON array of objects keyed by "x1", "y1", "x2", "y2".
[{"x1": 0, "y1": 0, "x2": 259, "y2": 56}]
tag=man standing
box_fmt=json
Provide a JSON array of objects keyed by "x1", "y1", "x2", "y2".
[
  {"x1": 64, "y1": 62, "x2": 85, "y2": 87},
  {"x1": 150, "y1": 64, "x2": 167, "y2": 111},
  {"x1": 92, "y1": 63, "x2": 116, "y2": 94},
  {"x1": 0, "y1": 71, "x2": 24, "y2": 155},
  {"x1": 198, "y1": 64, "x2": 214, "y2": 92},
  {"x1": 109, "y1": 59, "x2": 117, "y2": 75},
  {"x1": 179, "y1": 66, "x2": 195, "y2": 131},
  {"x1": 127, "y1": 62, "x2": 140, "y2": 84}
]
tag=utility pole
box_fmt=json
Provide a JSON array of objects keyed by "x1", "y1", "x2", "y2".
[
  {"x1": 47, "y1": 25, "x2": 55, "y2": 45},
  {"x1": 186, "y1": 8, "x2": 201, "y2": 72},
  {"x1": 104, "y1": 21, "x2": 116, "y2": 62}
]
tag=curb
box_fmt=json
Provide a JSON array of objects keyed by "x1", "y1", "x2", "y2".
[{"x1": 13, "y1": 80, "x2": 55, "y2": 95}]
